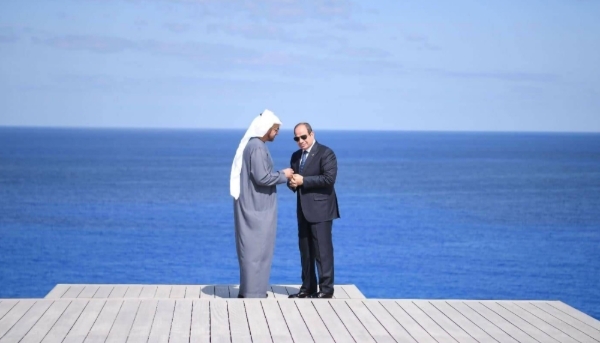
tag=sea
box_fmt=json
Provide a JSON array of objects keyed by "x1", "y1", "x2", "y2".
[{"x1": 1, "y1": 127, "x2": 599, "y2": 319}]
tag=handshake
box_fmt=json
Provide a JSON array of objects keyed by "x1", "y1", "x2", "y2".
[{"x1": 282, "y1": 168, "x2": 303, "y2": 188}]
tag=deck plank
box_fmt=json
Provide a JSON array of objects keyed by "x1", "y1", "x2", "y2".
[
  {"x1": 228, "y1": 300, "x2": 252, "y2": 343},
  {"x1": 245, "y1": 300, "x2": 273, "y2": 343},
  {"x1": 332, "y1": 286, "x2": 349, "y2": 299},
  {"x1": 447, "y1": 301, "x2": 519, "y2": 343},
  {"x1": 78, "y1": 285, "x2": 100, "y2": 299},
  {"x1": 0, "y1": 300, "x2": 36, "y2": 340},
  {"x1": 215, "y1": 286, "x2": 230, "y2": 299},
  {"x1": 346, "y1": 300, "x2": 394, "y2": 343},
  {"x1": 483, "y1": 301, "x2": 566, "y2": 343},
  {"x1": 397, "y1": 301, "x2": 457, "y2": 343},
  {"x1": 147, "y1": 299, "x2": 175, "y2": 343},
  {"x1": 295, "y1": 300, "x2": 334, "y2": 343},
  {"x1": 201, "y1": 285, "x2": 215, "y2": 298},
  {"x1": 278, "y1": 300, "x2": 314, "y2": 343},
  {"x1": 329, "y1": 300, "x2": 375, "y2": 342},
  {"x1": 379, "y1": 300, "x2": 436, "y2": 343},
  {"x1": 83, "y1": 300, "x2": 122, "y2": 343},
  {"x1": 92, "y1": 286, "x2": 113, "y2": 299},
  {"x1": 0, "y1": 300, "x2": 18, "y2": 321},
  {"x1": 123, "y1": 285, "x2": 143, "y2": 298},
  {"x1": 108, "y1": 286, "x2": 128, "y2": 299},
  {"x1": 0, "y1": 300, "x2": 51, "y2": 343},
  {"x1": 532, "y1": 301, "x2": 600, "y2": 340},
  {"x1": 210, "y1": 300, "x2": 231, "y2": 343},
  {"x1": 62, "y1": 285, "x2": 85, "y2": 299},
  {"x1": 139, "y1": 285, "x2": 158, "y2": 298},
  {"x1": 19, "y1": 300, "x2": 71, "y2": 343},
  {"x1": 496, "y1": 302, "x2": 580, "y2": 343},
  {"x1": 170, "y1": 285, "x2": 187, "y2": 299},
  {"x1": 185, "y1": 285, "x2": 201, "y2": 299},
  {"x1": 45, "y1": 285, "x2": 70, "y2": 299},
  {"x1": 41, "y1": 300, "x2": 89, "y2": 343},
  {"x1": 271, "y1": 286, "x2": 289, "y2": 299},
  {"x1": 170, "y1": 300, "x2": 192, "y2": 343},
  {"x1": 363, "y1": 300, "x2": 417, "y2": 342},
  {"x1": 414, "y1": 301, "x2": 478, "y2": 343},
  {"x1": 429, "y1": 301, "x2": 497, "y2": 343},
  {"x1": 342, "y1": 285, "x2": 366, "y2": 299},
  {"x1": 550, "y1": 301, "x2": 600, "y2": 332},
  {"x1": 312, "y1": 300, "x2": 354, "y2": 343},
  {"x1": 262, "y1": 300, "x2": 293, "y2": 343},
  {"x1": 514, "y1": 302, "x2": 599, "y2": 343},
  {"x1": 105, "y1": 300, "x2": 140, "y2": 343},
  {"x1": 466, "y1": 301, "x2": 536, "y2": 343},
  {"x1": 190, "y1": 300, "x2": 210, "y2": 343},
  {"x1": 127, "y1": 299, "x2": 158, "y2": 343},
  {"x1": 62, "y1": 299, "x2": 105, "y2": 343},
  {"x1": 154, "y1": 285, "x2": 172, "y2": 298}
]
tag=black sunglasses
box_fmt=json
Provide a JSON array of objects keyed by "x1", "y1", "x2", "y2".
[{"x1": 293, "y1": 135, "x2": 308, "y2": 142}]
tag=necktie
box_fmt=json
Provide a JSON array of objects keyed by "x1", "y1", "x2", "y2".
[{"x1": 299, "y1": 150, "x2": 308, "y2": 173}]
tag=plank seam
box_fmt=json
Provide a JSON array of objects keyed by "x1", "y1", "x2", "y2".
[
  {"x1": 60, "y1": 299, "x2": 90, "y2": 342},
  {"x1": 0, "y1": 300, "x2": 36, "y2": 341},
  {"x1": 90, "y1": 286, "x2": 101, "y2": 299},
  {"x1": 429, "y1": 301, "x2": 498, "y2": 343},
  {"x1": 434, "y1": 301, "x2": 500, "y2": 343},
  {"x1": 306, "y1": 300, "x2": 335, "y2": 341},
  {"x1": 242, "y1": 301, "x2": 252, "y2": 342},
  {"x1": 17, "y1": 300, "x2": 56, "y2": 343},
  {"x1": 478, "y1": 301, "x2": 543, "y2": 343},
  {"x1": 378, "y1": 301, "x2": 419, "y2": 343},
  {"x1": 511, "y1": 302, "x2": 586, "y2": 343},
  {"x1": 60, "y1": 286, "x2": 71, "y2": 299},
  {"x1": 103, "y1": 300, "x2": 125, "y2": 342},
  {"x1": 167, "y1": 299, "x2": 177, "y2": 343},
  {"x1": 327, "y1": 300, "x2": 358, "y2": 343},
  {"x1": 38, "y1": 300, "x2": 72, "y2": 343},
  {"x1": 0, "y1": 300, "x2": 18, "y2": 321},
  {"x1": 494, "y1": 302, "x2": 562, "y2": 343},
  {"x1": 227, "y1": 301, "x2": 233, "y2": 343},
  {"x1": 395, "y1": 301, "x2": 440, "y2": 343},
  {"x1": 412, "y1": 301, "x2": 462, "y2": 343},
  {"x1": 343, "y1": 301, "x2": 377, "y2": 343},
  {"x1": 108, "y1": 300, "x2": 140, "y2": 342},
  {"x1": 294, "y1": 301, "x2": 316, "y2": 343},
  {"x1": 359, "y1": 300, "x2": 402, "y2": 343},
  {"x1": 527, "y1": 302, "x2": 600, "y2": 343},
  {"x1": 546, "y1": 302, "x2": 600, "y2": 334},
  {"x1": 81, "y1": 300, "x2": 108, "y2": 342},
  {"x1": 276, "y1": 301, "x2": 296, "y2": 342},
  {"x1": 463, "y1": 302, "x2": 531, "y2": 343}
]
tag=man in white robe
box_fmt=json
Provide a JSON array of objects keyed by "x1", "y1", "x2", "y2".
[{"x1": 230, "y1": 109, "x2": 293, "y2": 298}]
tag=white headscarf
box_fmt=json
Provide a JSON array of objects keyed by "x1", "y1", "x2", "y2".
[{"x1": 230, "y1": 109, "x2": 282, "y2": 199}]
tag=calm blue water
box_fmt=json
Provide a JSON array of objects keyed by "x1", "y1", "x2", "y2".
[{"x1": 1, "y1": 127, "x2": 599, "y2": 319}]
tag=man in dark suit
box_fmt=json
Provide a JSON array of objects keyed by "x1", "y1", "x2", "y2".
[{"x1": 288, "y1": 123, "x2": 340, "y2": 299}]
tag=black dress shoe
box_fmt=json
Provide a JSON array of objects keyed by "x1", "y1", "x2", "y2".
[
  {"x1": 310, "y1": 292, "x2": 334, "y2": 299},
  {"x1": 288, "y1": 291, "x2": 313, "y2": 298}
]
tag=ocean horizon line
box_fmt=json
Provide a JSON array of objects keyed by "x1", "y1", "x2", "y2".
[{"x1": 1, "y1": 124, "x2": 599, "y2": 135}]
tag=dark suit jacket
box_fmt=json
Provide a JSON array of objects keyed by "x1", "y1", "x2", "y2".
[{"x1": 289, "y1": 142, "x2": 340, "y2": 223}]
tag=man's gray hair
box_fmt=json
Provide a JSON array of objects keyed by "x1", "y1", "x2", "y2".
[{"x1": 294, "y1": 122, "x2": 313, "y2": 134}]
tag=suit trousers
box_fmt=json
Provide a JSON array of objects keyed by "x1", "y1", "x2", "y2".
[{"x1": 298, "y1": 210, "x2": 334, "y2": 294}]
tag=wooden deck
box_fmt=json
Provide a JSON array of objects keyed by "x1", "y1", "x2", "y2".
[
  {"x1": 0, "y1": 284, "x2": 599, "y2": 342},
  {"x1": 44, "y1": 284, "x2": 366, "y2": 300}
]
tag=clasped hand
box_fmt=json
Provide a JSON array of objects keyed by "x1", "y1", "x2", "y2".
[{"x1": 282, "y1": 168, "x2": 303, "y2": 188}]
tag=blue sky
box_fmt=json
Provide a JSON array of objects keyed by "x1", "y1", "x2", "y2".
[{"x1": 1, "y1": 0, "x2": 599, "y2": 131}]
